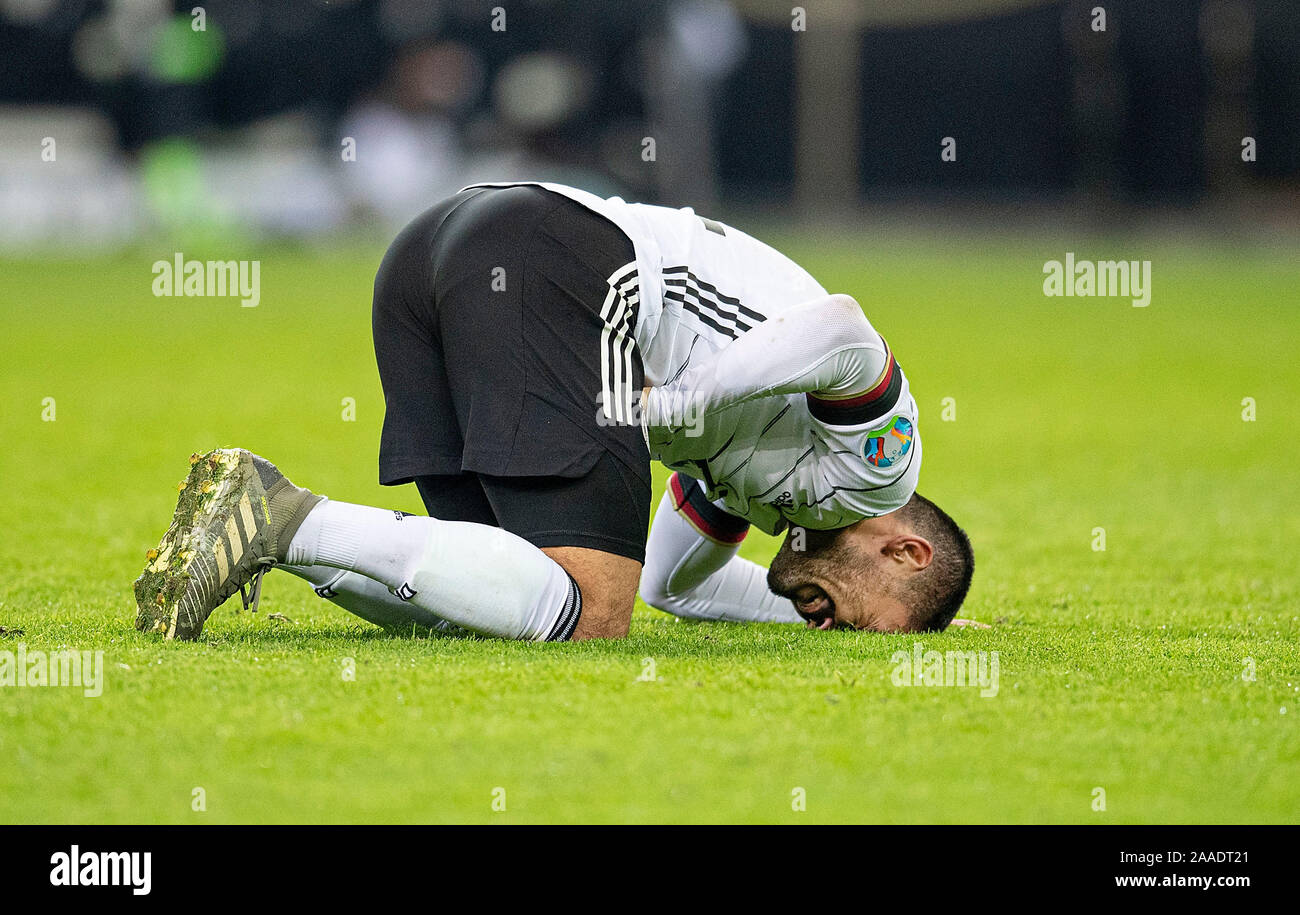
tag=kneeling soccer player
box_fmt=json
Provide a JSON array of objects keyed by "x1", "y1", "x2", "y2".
[{"x1": 133, "y1": 182, "x2": 974, "y2": 641}]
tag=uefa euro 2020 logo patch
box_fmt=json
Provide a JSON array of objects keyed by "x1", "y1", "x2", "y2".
[{"x1": 863, "y1": 415, "x2": 913, "y2": 469}]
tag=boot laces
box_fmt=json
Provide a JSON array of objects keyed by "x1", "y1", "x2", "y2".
[{"x1": 237, "y1": 558, "x2": 277, "y2": 614}]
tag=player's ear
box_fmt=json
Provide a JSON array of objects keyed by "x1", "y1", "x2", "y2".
[{"x1": 885, "y1": 534, "x2": 932, "y2": 570}]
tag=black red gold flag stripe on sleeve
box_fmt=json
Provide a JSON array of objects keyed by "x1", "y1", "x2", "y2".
[
  {"x1": 806, "y1": 339, "x2": 902, "y2": 426},
  {"x1": 668, "y1": 473, "x2": 749, "y2": 545}
]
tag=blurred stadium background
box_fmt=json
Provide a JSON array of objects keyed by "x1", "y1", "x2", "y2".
[{"x1": 1, "y1": 0, "x2": 1297, "y2": 250}]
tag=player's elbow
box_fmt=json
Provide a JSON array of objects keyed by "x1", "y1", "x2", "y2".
[
  {"x1": 812, "y1": 294, "x2": 874, "y2": 346},
  {"x1": 826, "y1": 293, "x2": 862, "y2": 314},
  {"x1": 639, "y1": 583, "x2": 711, "y2": 621},
  {"x1": 639, "y1": 570, "x2": 699, "y2": 617},
  {"x1": 638, "y1": 538, "x2": 691, "y2": 611},
  {"x1": 638, "y1": 578, "x2": 671, "y2": 613}
]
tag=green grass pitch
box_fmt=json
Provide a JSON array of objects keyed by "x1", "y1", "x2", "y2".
[{"x1": 1, "y1": 230, "x2": 1297, "y2": 823}]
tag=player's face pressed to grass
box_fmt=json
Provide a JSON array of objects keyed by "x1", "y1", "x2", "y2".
[{"x1": 767, "y1": 515, "x2": 931, "y2": 632}]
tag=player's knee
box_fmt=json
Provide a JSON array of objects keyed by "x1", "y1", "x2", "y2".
[
  {"x1": 571, "y1": 598, "x2": 633, "y2": 640},
  {"x1": 542, "y1": 546, "x2": 640, "y2": 640},
  {"x1": 568, "y1": 571, "x2": 636, "y2": 639}
]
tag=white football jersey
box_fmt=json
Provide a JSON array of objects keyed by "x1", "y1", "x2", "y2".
[{"x1": 464, "y1": 181, "x2": 921, "y2": 535}]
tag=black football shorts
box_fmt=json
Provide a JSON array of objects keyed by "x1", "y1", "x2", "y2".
[{"x1": 371, "y1": 184, "x2": 651, "y2": 563}]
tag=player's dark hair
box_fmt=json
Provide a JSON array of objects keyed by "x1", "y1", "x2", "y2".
[{"x1": 896, "y1": 493, "x2": 974, "y2": 631}]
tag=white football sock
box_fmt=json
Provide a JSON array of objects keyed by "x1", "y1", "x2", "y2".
[
  {"x1": 282, "y1": 564, "x2": 455, "y2": 631},
  {"x1": 285, "y1": 500, "x2": 581, "y2": 641}
]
